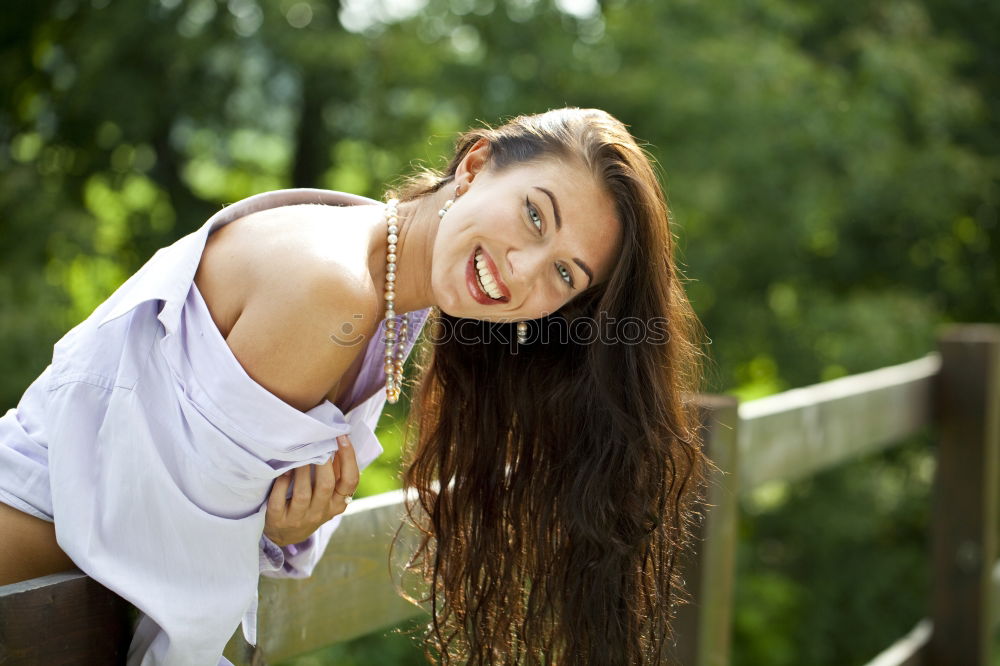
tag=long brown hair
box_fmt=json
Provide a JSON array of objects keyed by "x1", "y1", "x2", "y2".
[{"x1": 390, "y1": 108, "x2": 710, "y2": 664}]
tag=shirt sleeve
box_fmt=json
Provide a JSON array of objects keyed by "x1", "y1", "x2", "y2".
[{"x1": 258, "y1": 535, "x2": 286, "y2": 574}]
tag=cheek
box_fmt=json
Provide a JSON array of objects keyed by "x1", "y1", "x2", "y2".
[{"x1": 524, "y1": 285, "x2": 566, "y2": 316}]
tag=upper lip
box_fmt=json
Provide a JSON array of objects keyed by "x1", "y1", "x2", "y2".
[{"x1": 476, "y1": 247, "x2": 511, "y2": 301}]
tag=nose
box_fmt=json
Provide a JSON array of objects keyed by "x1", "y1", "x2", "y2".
[{"x1": 506, "y1": 246, "x2": 549, "y2": 294}]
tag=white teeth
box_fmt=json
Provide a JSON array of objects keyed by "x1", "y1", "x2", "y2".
[{"x1": 474, "y1": 250, "x2": 504, "y2": 300}]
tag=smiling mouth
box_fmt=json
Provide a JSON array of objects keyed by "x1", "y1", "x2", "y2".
[{"x1": 467, "y1": 246, "x2": 510, "y2": 304}]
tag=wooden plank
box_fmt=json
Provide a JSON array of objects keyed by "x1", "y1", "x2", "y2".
[
  {"x1": 861, "y1": 618, "x2": 930, "y2": 666},
  {"x1": 0, "y1": 346, "x2": 970, "y2": 663},
  {"x1": 672, "y1": 395, "x2": 739, "y2": 666},
  {"x1": 927, "y1": 324, "x2": 1000, "y2": 666},
  {"x1": 739, "y1": 354, "x2": 940, "y2": 490},
  {"x1": 0, "y1": 569, "x2": 132, "y2": 664},
  {"x1": 224, "y1": 489, "x2": 428, "y2": 664}
]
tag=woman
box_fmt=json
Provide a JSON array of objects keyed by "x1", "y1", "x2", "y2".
[{"x1": 0, "y1": 107, "x2": 709, "y2": 664}]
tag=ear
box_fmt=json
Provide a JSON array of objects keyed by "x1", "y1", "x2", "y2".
[{"x1": 455, "y1": 138, "x2": 491, "y2": 189}]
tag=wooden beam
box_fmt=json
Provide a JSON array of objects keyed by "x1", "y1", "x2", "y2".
[
  {"x1": 0, "y1": 347, "x2": 967, "y2": 664},
  {"x1": 0, "y1": 570, "x2": 132, "y2": 664},
  {"x1": 672, "y1": 395, "x2": 739, "y2": 666},
  {"x1": 739, "y1": 354, "x2": 940, "y2": 490},
  {"x1": 927, "y1": 324, "x2": 1000, "y2": 666}
]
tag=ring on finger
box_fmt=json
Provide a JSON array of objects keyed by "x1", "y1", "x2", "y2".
[{"x1": 333, "y1": 489, "x2": 354, "y2": 504}]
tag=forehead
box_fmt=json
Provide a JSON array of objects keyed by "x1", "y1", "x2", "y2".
[{"x1": 501, "y1": 157, "x2": 622, "y2": 284}]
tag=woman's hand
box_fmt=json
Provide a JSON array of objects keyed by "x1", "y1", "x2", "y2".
[{"x1": 263, "y1": 435, "x2": 360, "y2": 547}]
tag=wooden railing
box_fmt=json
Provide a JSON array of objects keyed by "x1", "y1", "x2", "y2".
[
  {"x1": 673, "y1": 324, "x2": 999, "y2": 666},
  {"x1": 1, "y1": 324, "x2": 997, "y2": 665}
]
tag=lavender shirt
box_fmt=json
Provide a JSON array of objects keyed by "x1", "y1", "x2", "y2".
[{"x1": 0, "y1": 189, "x2": 431, "y2": 665}]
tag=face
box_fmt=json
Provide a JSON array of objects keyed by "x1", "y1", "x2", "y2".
[{"x1": 430, "y1": 140, "x2": 623, "y2": 322}]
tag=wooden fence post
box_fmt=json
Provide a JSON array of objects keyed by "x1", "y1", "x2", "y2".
[
  {"x1": 928, "y1": 324, "x2": 1000, "y2": 665},
  {"x1": 672, "y1": 394, "x2": 740, "y2": 666}
]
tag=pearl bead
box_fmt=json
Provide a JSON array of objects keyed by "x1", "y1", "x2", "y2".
[
  {"x1": 381, "y1": 200, "x2": 406, "y2": 401},
  {"x1": 379, "y1": 198, "x2": 419, "y2": 402}
]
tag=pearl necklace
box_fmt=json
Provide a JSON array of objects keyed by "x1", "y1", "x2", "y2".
[{"x1": 383, "y1": 198, "x2": 408, "y2": 404}]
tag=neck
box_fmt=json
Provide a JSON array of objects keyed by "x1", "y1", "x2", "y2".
[{"x1": 365, "y1": 187, "x2": 451, "y2": 320}]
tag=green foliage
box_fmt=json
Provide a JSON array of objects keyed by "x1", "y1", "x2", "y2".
[
  {"x1": 2, "y1": 0, "x2": 996, "y2": 663},
  {"x1": 357, "y1": 400, "x2": 412, "y2": 499},
  {"x1": 735, "y1": 435, "x2": 933, "y2": 665}
]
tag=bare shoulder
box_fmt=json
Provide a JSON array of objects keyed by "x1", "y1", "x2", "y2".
[
  {"x1": 197, "y1": 203, "x2": 374, "y2": 307},
  {"x1": 211, "y1": 204, "x2": 380, "y2": 412}
]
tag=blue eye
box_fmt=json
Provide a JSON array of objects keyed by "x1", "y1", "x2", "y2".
[
  {"x1": 557, "y1": 264, "x2": 573, "y2": 287},
  {"x1": 527, "y1": 197, "x2": 574, "y2": 289},
  {"x1": 527, "y1": 201, "x2": 543, "y2": 233}
]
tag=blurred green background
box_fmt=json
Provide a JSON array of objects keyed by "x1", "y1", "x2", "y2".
[{"x1": 1, "y1": 0, "x2": 996, "y2": 663}]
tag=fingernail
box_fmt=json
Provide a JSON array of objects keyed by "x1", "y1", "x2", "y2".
[{"x1": 339, "y1": 436, "x2": 352, "y2": 448}]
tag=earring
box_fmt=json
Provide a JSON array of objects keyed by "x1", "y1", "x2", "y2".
[
  {"x1": 438, "y1": 199, "x2": 453, "y2": 218},
  {"x1": 439, "y1": 186, "x2": 462, "y2": 219},
  {"x1": 517, "y1": 321, "x2": 528, "y2": 345}
]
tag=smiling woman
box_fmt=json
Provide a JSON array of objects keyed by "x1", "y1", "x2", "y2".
[
  {"x1": 0, "y1": 107, "x2": 709, "y2": 666},
  {"x1": 388, "y1": 108, "x2": 711, "y2": 665}
]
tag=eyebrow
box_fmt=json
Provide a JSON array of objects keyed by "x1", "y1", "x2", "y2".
[{"x1": 534, "y1": 186, "x2": 594, "y2": 288}]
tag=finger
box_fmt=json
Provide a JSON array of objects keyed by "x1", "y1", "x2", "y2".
[
  {"x1": 310, "y1": 454, "x2": 336, "y2": 514},
  {"x1": 289, "y1": 464, "x2": 312, "y2": 518},
  {"x1": 332, "y1": 445, "x2": 343, "y2": 483},
  {"x1": 321, "y1": 450, "x2": 345, "y2": 521},
  {"x1": 333, "y1": 436, "x2": 360, "y2": 499},
  {"x1": 333, "y1": 435, "x2": 349, "y2": 484},
  {"x1": 267, "y1": 472, "x2": 292, "y2": 517}
]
